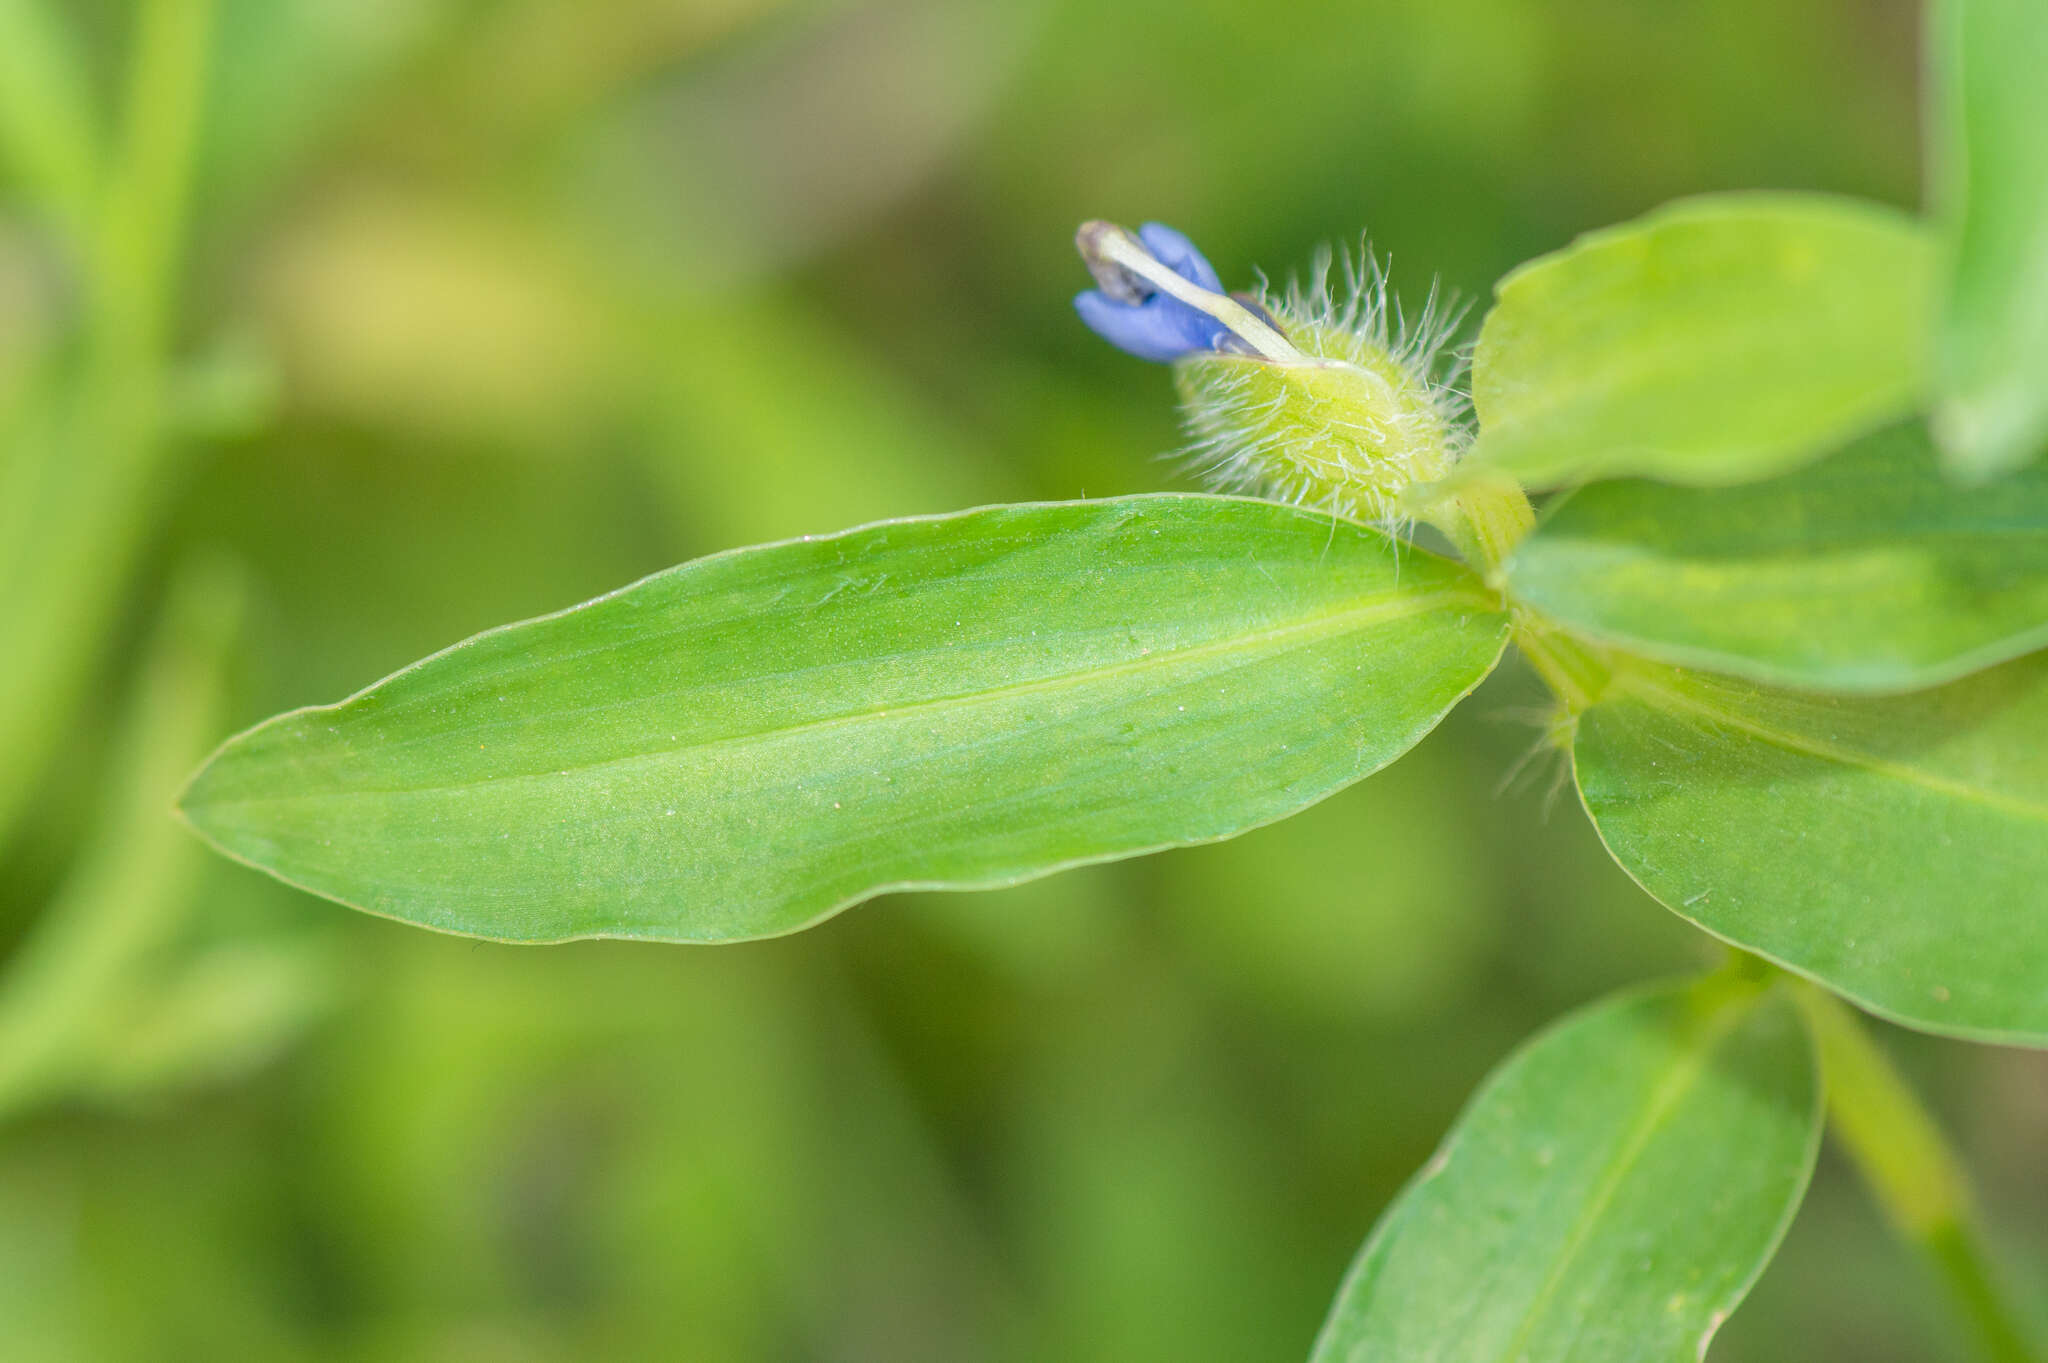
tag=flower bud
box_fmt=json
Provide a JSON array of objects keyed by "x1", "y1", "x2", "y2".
[
  {"x1": 1076, "y1": 226, "x2": 1463, "y2": 523},
  {"x1": 1075, "y1": 223, "x2": 1530, "y2": 570},
  {"x1": 1184, "y1": 249, "x2": 1471, "y2": 527}
]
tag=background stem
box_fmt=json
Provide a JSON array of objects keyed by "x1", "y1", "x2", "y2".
[
  {"x1": 0, "y1": 561, "x2": 243, "y2": 1122},
  {"x1": 0, "y1": 0, "x2": 216, "y2": 848},
  {"x1": 1796, "y1": 983, "x2": 2047, "y2": 1363}
]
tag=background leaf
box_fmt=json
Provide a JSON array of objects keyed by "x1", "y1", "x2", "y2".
[
  {"x1": 0, "y1": 0, "x2": 100, "y2": 230},
  {"x1": 1930, "y1": 0, "x2": 2048, "y2": 478},
  {"x1": 1470, "y1": 193, "x2": 1935, "y2": 488},
  {"x1": 179, "y1": 494, "x2": 1508, "y2": 943},
  {"x1": 1573, "y1": 654, "x2": 2048, "y2": 1044},
  {"x1": 1506, "y1": 422, "x2": 2048, "y2": 693},
  {"x1": 1310, "y1": 973, "x2": 1820, "y2": 1363},
  {"x1": 0, "y1": 557, "x2": 267, "y2": 1120}
]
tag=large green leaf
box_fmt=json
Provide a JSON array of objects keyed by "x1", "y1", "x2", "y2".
[
  {"x1": 1574, "y1": 655, "x2": 2048, "y2": 1044},
  {"x1": 1310, "y1": 973, "x2": 1820, "y2": 1363},
  {"x1": 1470, "y1": 193, "x2": 1936, "y2": 489},
  {"x1": 1931, "y1": 0, "x2": 2048, "y2": 478},
  {"x1": 1506, "y1": 422, "x2": 2048, "y2": 693},
  {"x1": 179, "y1": 495, "x2": 1508, "y2": 943}
]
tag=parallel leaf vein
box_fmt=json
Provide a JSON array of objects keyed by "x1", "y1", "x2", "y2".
[
  {"x1": 204, "y1": 587, "x2": 1499, "y2": 801},
  {"x1": 1489, "y1": 997, "x2": 1757, "y2": 1362},
  {"x1": 1615, "y1": 674, "x2": 2048, "y2": 825}
]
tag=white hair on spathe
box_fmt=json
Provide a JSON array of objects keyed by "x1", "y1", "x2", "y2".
[{"x1": 1171, "y1": 238, "x2": 1473, "y2": 538}]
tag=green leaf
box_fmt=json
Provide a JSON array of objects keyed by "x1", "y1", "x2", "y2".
[
  {"x1": 1930, "y1": 0, "x2": 2048, "y2": 478},
  {"x1": 179, "y1": 495, "x2": 1508, "y2": 943},
  {"x1": 1506, "y1": 422, "x2": 2048, "y2": 693},
  {"x1": 1573, "y1": 655, "x2": 2048, "y2": 1045},
  {"x1": 1470, "y1": 192, "x2": 1936, "y2": 489},
  {"x1": 1310, "y1": 973, "x2": 1820, "y2": 1363},
  {"x1": 0, "y1": 0, "x2": 101, "y2": 230}
]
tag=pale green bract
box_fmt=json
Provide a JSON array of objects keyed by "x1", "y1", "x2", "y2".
[
  {"x1": 1574, "y1": 654, "x2": 2048, "y2": 1045},
  {"x1": 1310, "y1": 973, "x2": 1820, "y2": 1363},
  {"x1": 1932, "y1": 0, "x2": 2048, "y2": 478},
  {"x1": 1506, "y1": 422, "x2": 2048, "y2": 693},
  {"x1": 1469, "y1": 193, "x2": 1935, "y2": 489},
  {"x1": 179, "y1": 494, "x2": 1508, "y2": 944}
]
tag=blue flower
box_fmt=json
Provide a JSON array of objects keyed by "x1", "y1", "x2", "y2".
[{"x1": 1073, "y1": 222, "x2": 1242, "y2": 363}]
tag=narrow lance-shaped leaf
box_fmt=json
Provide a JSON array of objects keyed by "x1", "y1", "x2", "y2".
[
  {"x1": 1574, "y1": 654, "x2": 2048, "y2": 1045},
  {"x1": 1311, "y1": 973, "x2": 1820, "y2": 1363},
  {"x1": 1930, "y1": 0, "x2": 2048, "y2": 478},
  {"x1": 1470, "y1": 193, "x2": 1935, "y2": 489},
  {"x1": 180, "y1": 495, "x2": 1508, "y2": 943},
  {"x1": 1506, "y1": 422, "x2": 2048, "y2": 693},
  {"x1": 0, "y1": 557, "x2": 246, "y2": 1120}
]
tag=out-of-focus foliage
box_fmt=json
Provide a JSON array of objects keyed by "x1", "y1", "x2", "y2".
[
  {"x1": 1930, "y1": 0, "x2": 2048, "y2": 478},
  {"x1": 3, "y1": 1, "x2": 2040, "y2": 1361}
]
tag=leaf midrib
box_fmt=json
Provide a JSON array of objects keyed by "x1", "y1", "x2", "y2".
[
  {"x1": 199, "y1": 585, "x2": 1498, "y2": 804},
  {"x1": 1490, "y1": 996, "x2": 1757, "y2": 1362}
]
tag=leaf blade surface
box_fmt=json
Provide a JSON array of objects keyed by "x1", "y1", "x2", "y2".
[
  {"x1": 1575, "y1": 655, "x2": 2048, "y2": 1044},
  {"x1": 1311, "y1": 974, "x2": 1820, "y2": 1363},
  {"x1": 1472, "y1": 193, "x2": 1936, "y2": 488},
  {"x1": 182, "y1": 495, "x2": 1508, "y2": 942},
  {"x1": 1506, "y1": 423, "x2": 2048, "y2": 692}
]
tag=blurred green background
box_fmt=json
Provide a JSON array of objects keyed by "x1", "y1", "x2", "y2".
[{"x1": 1, "y1": 0, "x2": 2043, "y2": 1359}]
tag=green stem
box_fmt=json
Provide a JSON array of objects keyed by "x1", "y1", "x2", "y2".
[
  {"x1": 0, "y1": 561, "x2": 243, "y2": 1122},
  {"x1": 0, "y1": 0, "x2": 217, "y2": 847},
  {"x1": 95, "y1": 0, "x2": 217, "y2": 350},
  {"x1": 1414, "y1": 470, "x2": 1535, "y2": 582},
  {"x1": 1421, "y1": 471, "x2": 1624, "y2": 718},
  {"x1": 1795, "y1": 984, "x2": 2047, "y2": 1363},
  {"x1": 1512, "y1": 617, "x2": 1616, "y2": 715}
]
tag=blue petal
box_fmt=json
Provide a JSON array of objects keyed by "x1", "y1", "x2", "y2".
[
  {"x1": 1137, "y1": 222, "x2": 1222, "y2": 291},
  {"x1": 1073, "y1": 223, "x2": 1238, "y2": 363},
  {"x1": 1074, "y1": 290, "x2": 1209, "y2": 363}
]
